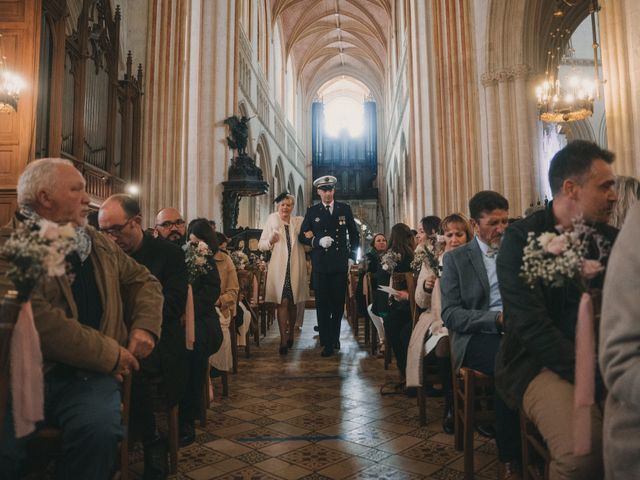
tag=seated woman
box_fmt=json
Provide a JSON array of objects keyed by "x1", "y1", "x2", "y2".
[
  {"x1": 373, "y1": 223, "x2": 415, "y2": 392},
  {"x1": 413, "y1": 213, "x2": 473, "y2": 433},
  {"x1": 415, "y1": 215, "x2": 442, "y2": 254},
  {"x1": 258, "y1": 192, "x2": 308, "y2": 355},
  {"x1": 179, "y1": 219, "x2": 223, "y2": 444},
  {"x1": 358, "y1": 233, "x2": 387, "y2": 353},
  {"x1": 209, "y1": 232, "x2": 239, "y2": 375}
]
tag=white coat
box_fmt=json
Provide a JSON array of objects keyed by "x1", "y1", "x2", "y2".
[{"x1": 258, "y1": 212, "x2": 308, "y2": 304}]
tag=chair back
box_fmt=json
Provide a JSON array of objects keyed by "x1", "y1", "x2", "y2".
[{"x1": 0, "y1": 291, "x2": 20, "y2": 431}]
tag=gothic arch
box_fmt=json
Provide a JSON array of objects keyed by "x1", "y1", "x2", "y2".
[{"x1": 274, "y1": 157, "x2": 285, "y2": 197}]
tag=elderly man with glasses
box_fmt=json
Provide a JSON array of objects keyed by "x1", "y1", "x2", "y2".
[{"x1": 99, "y1": 195, "x2": 189, "y2": 480}]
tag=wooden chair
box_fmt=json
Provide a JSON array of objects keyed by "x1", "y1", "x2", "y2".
[
  {"x1": 520, "y1": 410, "x2": 550, "y2": 480},
  {"x1": 148, "y1": 376, "x2": 179, "y2": 475},
  {"x1": 450, "y1": 348, "x2": 496, "y2": 480},
  {"x1": 404, "y1": 271, "x2": 444, "y2": 426},
  {"x1": 0, "y1": 292, "x2": 132, "y2": 479}
]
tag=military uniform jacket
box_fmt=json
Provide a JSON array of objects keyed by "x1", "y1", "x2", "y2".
[{"x1": 299, "y1": 201, "x2": 360, "y2": 274}]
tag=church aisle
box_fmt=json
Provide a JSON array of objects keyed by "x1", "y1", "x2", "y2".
[{"x1": 132, "y1": 311, "x2": 498, "y2": 479}]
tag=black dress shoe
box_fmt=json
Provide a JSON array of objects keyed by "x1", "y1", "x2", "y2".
[
  {"x1": 179, "y1": 422, "x2": 195, "y2": 447},
  {"x1": 442, "y1": 412, "x2": 454, "y2": 434},
  {"x1": 333, "y1": 340, "x2": 341, "y2": 350},
  {"x1": 403, "y1": 386, "x2": 417, "y2": 398},
  {"x1": 279, "y1": 346, "x2": 288, "y2": 355},
  {"x1": 313, "y1": 326, "x2": 319, "y2": 332},
  {"x1": 286, "y1": 339, "x2": 293, "y2": 348},
  {"x1": 476, "y1": 424, "x2": 496, "y2": 439},
  {"x1": 143, "y1": 436, "x2": 169, "y2": 480},
  {"x1": 321, "y1": 346, "x2": 334, "y2": 357}
]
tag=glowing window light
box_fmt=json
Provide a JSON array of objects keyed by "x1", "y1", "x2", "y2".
[{"x1": 324, "y1": 97, "x2": 364, "y2": 138}]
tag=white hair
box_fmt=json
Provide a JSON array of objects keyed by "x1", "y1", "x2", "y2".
[{"x1": 17, "y1": 158, "x2": 75, "y2": 208}]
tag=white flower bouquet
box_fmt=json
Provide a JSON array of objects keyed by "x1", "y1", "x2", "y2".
[
  {"x1": 380, "y1": 250, "x2": 402, "y2": 273},
  {"x1": 520, "y1": 218, "x2": 610, "y2": 291},
  {"x1": 1, "y1": 217, "x2": 77, "y2": 302},
  {"x1": 183, "y1": 240, "x2": 213, "y2": 283},
  {"x1": 411, "y1": 241, "x2": 444, "y2": 276},
  {"x1": 230, "y1": 250, "x2": 249, "y2": 270}
]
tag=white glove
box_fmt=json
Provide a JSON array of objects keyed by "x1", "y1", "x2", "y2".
[
  {"x1": 319, "y1": 236, "x2": 334, "y2": 248},
  {"x1": 348, "y1": 259, "x2": 355, "y2": 269},
  {"x1": 269, "y1": 231, "x2": 280, "y2": 244}
]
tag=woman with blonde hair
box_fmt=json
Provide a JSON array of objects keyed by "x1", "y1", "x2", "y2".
[
  {"x1": 259, "y1": 192, "x2": 308, "y2": 354},
  {"x1": 410, "y1": 213, "x2": 473, "y2": 433},
  {"x1": 610, "y1": 175, "x2": 640, "y2": 228}
]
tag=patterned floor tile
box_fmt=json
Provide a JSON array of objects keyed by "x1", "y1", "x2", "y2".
[
  {"x1": 342, "y1": 426, "x2": 401, "y2": 448},
  {"x1": 212, "y1": 467, "x2": 283, "y2": 480},
  {"x1": 236, "y1": 450, "x2": 272, "y2": 465},
  {"x1": 400, "y1": 440, "x2": 462, "y2": 465},
  {"x1": 128, "y1": 313, "x2": 500, "y2": 479},
  {"x1": 178, "y1": 445, "x2": 228, "y2": 472},
  {"x1": 278, "y1": 444, "x2": 351, "y2": 471},
  {"x1": 346, "y1": 463, "x2": 424, "y2": 480},
  {"x1": 285, "y1": 413, "x2": 342, "y2": 430}
]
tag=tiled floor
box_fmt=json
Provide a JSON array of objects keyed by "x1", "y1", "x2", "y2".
[{"x1": 130, "y1": 311, "x2": 498, "y2": 479}]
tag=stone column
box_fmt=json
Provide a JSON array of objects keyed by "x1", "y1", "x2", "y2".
[
  {"x1": 406, "y1": 0, "x2": 482, "y2": 218},
  {"x1": 141, "y1": 0, "x2": 236, "y2": 223},
  {"x1": 600, "y1": 0, "x2": 640, "y2": 175},
  {"x1": 182, "y1": 0, "x2": 236, "y2": 221},
  {"x1": 480, "y1": 64, "x2": 536, "y2": 216}
]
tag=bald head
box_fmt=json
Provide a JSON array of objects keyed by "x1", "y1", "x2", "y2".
[
  {"x1": 98, "y1": 195, "x2": 144, "y2": 254},
  {"x1": 155, "y1": 207, "x2": 186, "y2": 243}
]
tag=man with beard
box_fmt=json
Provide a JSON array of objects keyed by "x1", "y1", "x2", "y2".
[
  {"x1": 495, "y1": 141, "x2": 618, "y2": 480},
  {"x1": 0, "y1": 159, "x2": 162, "y2": 479},
  {"x1": 99, "y1": 195, "x2": 188, "y2": 480},
  {"x1": 155, "y1": 208, "x2": 187, "y2": 244},
  {"x1": 440, "y1": 190, "x2": 521, "y2": 479}
]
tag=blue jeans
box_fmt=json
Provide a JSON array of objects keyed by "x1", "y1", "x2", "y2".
[{"x1": 0, "y1": 372, "x2": 123, "y2": 479}]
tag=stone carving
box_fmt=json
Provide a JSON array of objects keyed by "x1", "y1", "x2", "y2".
[{"x1": 481, "y1": 64, "x2": 532, "y2": 86}]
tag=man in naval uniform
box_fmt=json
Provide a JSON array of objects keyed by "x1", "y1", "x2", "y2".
[{"x1": 299, "y1": 175, "x2": 360, "y2": 357}]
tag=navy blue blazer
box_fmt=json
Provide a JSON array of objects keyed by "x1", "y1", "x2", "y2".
[{"x1": 299, "y1": 201, "x2": 360, "y2": 274}]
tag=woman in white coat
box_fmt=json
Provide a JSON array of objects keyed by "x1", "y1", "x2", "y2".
[{"x1": 258, "y1": 192, "x2": 308, "y2": 354}]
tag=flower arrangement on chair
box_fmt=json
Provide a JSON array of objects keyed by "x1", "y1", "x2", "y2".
[{"x1": 0, "y1": 216, "x2": 78, "y2": 437}]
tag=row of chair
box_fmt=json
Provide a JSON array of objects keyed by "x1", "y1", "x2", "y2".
[{"x1": 344, "y1": 269, "x2": 550, "y2": 480}]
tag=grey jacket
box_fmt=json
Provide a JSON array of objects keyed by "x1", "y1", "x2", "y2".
[
  {"x1": 599, "y1": 203, "x2": 640, "y2": 479},
  {"x1": 440, "y1": 237, "x2": 500, "y2": 371}
]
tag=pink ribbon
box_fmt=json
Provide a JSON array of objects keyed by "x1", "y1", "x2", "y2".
[
  {"x1": 573, "y1": 292, "x2": 595, "y2": 456},
  {"x1": 10, "y1": 301, "x2": 44, "y2": 438},
  {"x1": 185, "y1": 285, "x2": 195, "y2": 351}
]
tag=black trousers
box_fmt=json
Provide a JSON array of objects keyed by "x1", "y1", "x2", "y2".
[
  {"x1": 383, "y1": 302, "x2": 412, "y2": 377},
  {"x1": 462, "y1": 333, "x2": 521, "y2": 464},
  {"x1": 313, "y1": 270, "x2": 348, "y2": 347}
]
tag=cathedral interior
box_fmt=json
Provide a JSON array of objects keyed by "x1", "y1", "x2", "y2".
[{"x1": 1, "y1": 0, "x2": 640, "y2": 478}]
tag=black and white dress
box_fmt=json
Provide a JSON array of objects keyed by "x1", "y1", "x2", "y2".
[{"x1": 281, "y1": 224, "x2": 294, "y2": 301}]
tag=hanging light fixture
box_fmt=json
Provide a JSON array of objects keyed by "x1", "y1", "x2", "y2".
[
  {"x1": 536, "y1": 0, "x2": 601, "y2": 123},
  {"x1": 0, "y1": 34, "x2": 25, "y2": 113}
]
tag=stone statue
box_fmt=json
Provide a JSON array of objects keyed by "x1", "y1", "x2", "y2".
[{"x1": 224, "y1": 115, "x2": 251, "y2": 156}]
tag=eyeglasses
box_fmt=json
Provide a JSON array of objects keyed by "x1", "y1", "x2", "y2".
[
  {"x1": 156, "y1": 219, "x2": 185, "y2": 229},
  {"x1": 100, "y1": 217, "x2": 134, "y2": 236}
]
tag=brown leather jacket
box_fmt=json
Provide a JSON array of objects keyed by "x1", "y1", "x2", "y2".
[{"x1": 1, "y1": 218, "x2": 163, "y2": 374}]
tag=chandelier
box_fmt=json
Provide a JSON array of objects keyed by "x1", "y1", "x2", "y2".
[
  {"x1": 536, "y1": 0, "x2": 601, "y2": 123},
  {"x1": 0, "y1": 34, "x2": 24, "y2": 113}
]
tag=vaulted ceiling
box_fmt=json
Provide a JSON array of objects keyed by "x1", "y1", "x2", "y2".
[{"x1": 271, "y1": 0, "x2": 391, "y2": 100}]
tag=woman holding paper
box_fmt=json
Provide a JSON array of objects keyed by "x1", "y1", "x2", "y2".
[
  {"x1": 374, "y1": 223, "x2": 414, "y2": 388},
  {"x1": 412, "y1": 213, "x2": 472, "y2": 433}
]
